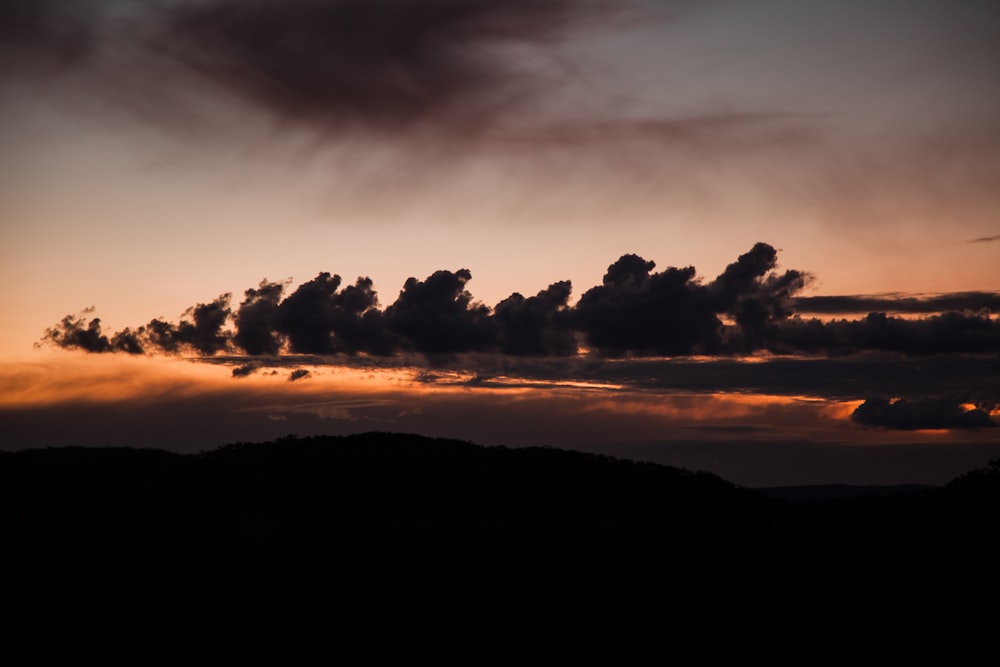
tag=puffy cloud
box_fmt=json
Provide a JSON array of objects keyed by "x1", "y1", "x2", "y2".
[
  {"x1": 39, "y1": 243, "x2": 1000, "y2": 360},
  {"x1": 276, "y1": 273, "x2": 390, "y2": 355},
  {"x1": 40, "y1": 312, "x2": 114, "y2": 354},
  {"x1": 574, "y1": 256, "x2": 719, "y2": 355},
  {"x1": 232, "y1": 363, "x2": 261, "y2": 378},
  {"x1": 145, "y1": 295, "x2": 233, "y2": 355},
  {"x1": 493, "y1": 281, "x2": 576, "y2": 355},
  {"x1": 39, "y1": 310, "x2": 145, "y2": 355},
  {"x1": 384, "y1": 269, "x2": 494, "y2": 354},
  {"x1": 234, "y1": 281, "x2": 286, "y2": 356}
]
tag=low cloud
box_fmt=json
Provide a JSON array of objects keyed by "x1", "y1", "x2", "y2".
[
  {"x1": 851, "y1": 396, "x2": 998, "y2": 431},
  {"x1": 794, "y1": 292, "x2": 1000, "y2": 315},
  {"x1": 289, "y1": 369, "x2": 311, "y2": 382},
  {"x1": 231, "y1": 363, "x2": 260, "y2": 378},
  {"x1": 40, "y1": 243, "x2": 1000, "y2": 360}
]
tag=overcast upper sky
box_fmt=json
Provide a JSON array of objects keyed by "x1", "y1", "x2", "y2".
[{"x1": 2, "y1": 0, "x2": 999, "y2": 485}]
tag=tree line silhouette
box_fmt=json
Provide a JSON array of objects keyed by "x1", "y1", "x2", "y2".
[{"x1": 2, "y1": 433, "x2": 998, "y2": 662}]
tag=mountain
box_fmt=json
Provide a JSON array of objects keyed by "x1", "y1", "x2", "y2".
[{"x1": 1, "y1": 433, "x2": 997, "y2": 663}]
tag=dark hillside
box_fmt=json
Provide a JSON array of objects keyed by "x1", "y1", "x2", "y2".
[{"x1": 1, "y1": 434, "x2": 997, "y2": 662}]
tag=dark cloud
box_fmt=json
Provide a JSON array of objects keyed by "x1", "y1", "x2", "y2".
[
  {"x1": 232, "y1": 363, "x2": 260, "y2": 378},
  {"x1": 851, "y1": 396, "x2": 998, "y2": 431},
  {"x1": 573, "y1": 242, "x2": 808, "y2": 355},
  {"x1": 145, "y1": 295, "x2": 233, "y2": 355},
  {"x1": 766, "y1": 311, "x2": 1000, "y2": 356},
  {"x1": 276, "y1": 273, "x2": 391, "y2": 355},
  {"x1": 158, "y1": 0, "x2": 618, "y2": 133},
  {"x1": 574, "y1": 256, "x2": 718, "y2": 355},
  {"x1": 366, "y1": 353, "x2": 999, "y2": 405},
  {"x1": 0, "y1": 0, "x2": 98, "y2": 72},
  {"x1": 708, "y1": 242, "x2": 808, "y2": 348},
  {"x1": 384, "y1": 269, "x2": 494, "y2": 354},
  {"x1": 2, "y1": 0, "x2": 826, "y2": 162},
  {"x1": 968, "y1": 234, "x2": 1000, "y2": 244},
  {"x1": 493, "y1": 281, "x2": 576, "y2": 355},
  {"x1": 794, "y1": 292, "x2": 1000, "y2": 315},
  {"x1": 40, "y1": 243, "x2": 1000, "y2": 360},
  {"x1": 39, "y1": 310, "x2": 145, "y2": 354},
  {"x1": 289, "y1": 369, "x2": 311, "y2": 382},
  {"x1": 233, "y1": 280, "x2": 285, "y2": 356},
  {"x1": 40, "y1": 312, "x2": 113, "y2": 354}
]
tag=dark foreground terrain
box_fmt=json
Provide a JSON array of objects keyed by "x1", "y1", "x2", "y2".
[{"x1": 2, "y1": 433, "x2": 998, "y2": 663}]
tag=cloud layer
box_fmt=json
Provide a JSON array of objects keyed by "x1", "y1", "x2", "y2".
[
  {"x1": 41, "y1": 243, "x2": 1000, "y2": 359},
  {"x1": 851, "y1": 396, "x2": 997, "y2": 431},
  {"x1": 160, "y1": 0, "x2": 617, "y2": 133},
  {"x1": 3, "y1": 0, "x2": 621, "y2": 136}
]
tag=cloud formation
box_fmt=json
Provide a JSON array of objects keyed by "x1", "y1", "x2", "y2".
[
  {"x1": 40, "y1": 243, "x2": 1000, "y2": 360},
  {"x1": 767, "y1": 311, "x2": 1000, "y2": 356},
  {"x1": 159, "y1": 0, "x2": 617, "y2": 133},
  {"x1": 494, "y1": 281, "x2": 575, "y2": 355},
  {"x1": 3, "y1": 0, "x2": 622, "y2": 137},
  {"x1": 384, "y1": 269, "x2": 494, "y2": 354},
  {"x1": 39, "y1": 310, "x2": 141, "y2": 354},
  {"x1": 794, "y1": 292, "x2": 1000, "y2": 315},
  {"x1": 0, "y1": 0, "x2": 98, "y2": 72},
  {"x1": 851, "y1": 396, "x2": 997, "y2": 431}
]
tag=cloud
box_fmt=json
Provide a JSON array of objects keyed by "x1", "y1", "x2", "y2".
[
  {"x1": 968, "y1": 235, "x2": 1000, "y2": 244},
  {"x1": 289, "y1": 369, "x2": 311, "y2": 382},
  {"x1": 233, "y1": 280, "x2": 286, "y2": 356},
  {"x1": 708, "y1": 242, "x2": 808, "y2": 348},
  {"x1": 39, "y1": 243, "x2": 1000, "y2": 360},
  {"x1": 573, "y1": 242, "x2": 808, "y2": 355},
  {"x1": 384, "y1": 269, "x2": 495, "y2": 354},
  {"x1": 794, "y1": 292, "x2": 1000, "y2": 315},
  {"x1": 0, "y1": 0, "x2": 99, "y2": 73},
  {"x1": 156, "y1": 0, "x2": 618, "y2": 132},
  {"x1": 766, "y1": 311, "x2": 1000, "y2": 356},
  {"x1": 232, "y1": 363, "x2": 260, "y2": 378},
  {"x1": 851, "y1": 396, "x2": 998, "y2": 431},
  {"x1": 573, "y1": 255, "x2": 718, "y2": 355},
  {"x1": 16, "y1": 0, "x2": 594, "y2": 138},
  {"x1": 144, "y1": 295, "x2": 233, "y2": 355},
  {"x1": 39, "y1": 310, "x2": 145, "y2": 355},
  {"x1": 275, "y1": 273, "x2": 391, "y2": 355},
  {"x1": 493, "y1": 281, "x2": 576, "y2": 355}
]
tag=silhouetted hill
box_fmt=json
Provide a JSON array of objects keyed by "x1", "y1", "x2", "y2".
[{"x1": 1, "y1": 434, "x2": 998, "y2": 663}]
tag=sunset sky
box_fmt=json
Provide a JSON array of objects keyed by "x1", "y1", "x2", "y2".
[{"x1": 2, "y1": 0, "x2": 999, "y2": 486}]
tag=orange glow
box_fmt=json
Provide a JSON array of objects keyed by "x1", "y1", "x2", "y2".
[{"x1": 822, "y1": 399, "x2": 865, "y2": 420}]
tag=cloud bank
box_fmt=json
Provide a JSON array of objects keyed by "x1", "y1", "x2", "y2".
[
  {"x1": 41, "y1": 243, "x2": 1000, "y2": 359},
  {"x1": 851, "y1": 396, "x2": 997, "y2": 431},
  {"x1": 3, "y1": 0, "x2": 623, "y2": 137}
]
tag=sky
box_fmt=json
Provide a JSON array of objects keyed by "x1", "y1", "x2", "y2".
[{"x1": 2, "y1": 0, "x2": 999, "y2": 486}]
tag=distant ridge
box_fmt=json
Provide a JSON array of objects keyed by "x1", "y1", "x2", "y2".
[{"x1": 1, "y1": 432, "x2": 998, "y2": 662}]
